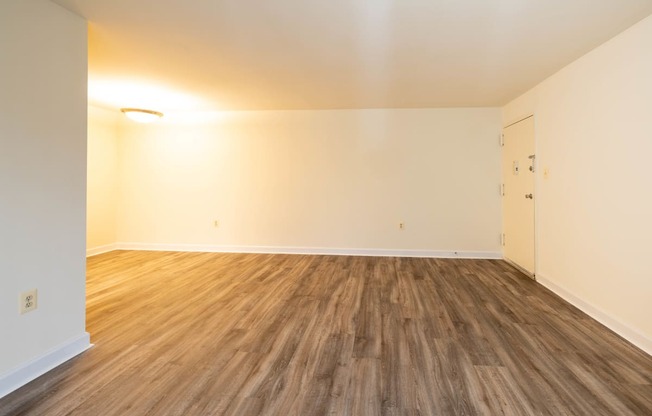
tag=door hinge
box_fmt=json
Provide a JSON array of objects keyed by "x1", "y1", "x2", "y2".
[
  {"x1": 500, "y1": 134, "x2": 505, "y2": 147},
  {"x1": 501, "y1": 233, "x2": 505, "y2": 247},
  {"x1": 500, "y1": 183, "x2": 505, "y2": 196}
]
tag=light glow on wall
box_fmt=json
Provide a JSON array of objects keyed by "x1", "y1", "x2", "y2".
[{"x1": 89, "y1": 79, "x2": 206, "y2": 112}]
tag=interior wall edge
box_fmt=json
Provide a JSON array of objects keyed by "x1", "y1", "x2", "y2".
[
  {"x1": 0, "y1": 333, "x2": 92, "y2": 400},
  {"x1": 537, "y1": 273, "x2": 652, "y2": 357}
]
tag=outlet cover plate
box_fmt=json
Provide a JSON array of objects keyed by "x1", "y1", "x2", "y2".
[{"x1": 20, "y1": 289, "x2": 38, "y2": 314}]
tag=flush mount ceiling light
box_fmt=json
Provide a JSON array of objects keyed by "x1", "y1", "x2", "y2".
[{"x1": 120, "y1": 108, "x2": 163, "y2": 123}]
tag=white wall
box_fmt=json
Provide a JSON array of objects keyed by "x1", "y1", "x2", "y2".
[
  {"x1": 503, "y1": 14, "x2": 652, "y2": 352},
  {"x1": 0, "y1": 0, "x2": 90, "y2": 397},
  {"x1": 87, "y1": 106, "x2": 119, "y2": 254},
  {"x1": 116, "y1": 108, "x2": 502, "y2": 256}
]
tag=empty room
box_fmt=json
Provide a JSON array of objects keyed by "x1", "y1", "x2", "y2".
[{"x1": 1, "y1": 0, "x2": 652, "y2": 415}]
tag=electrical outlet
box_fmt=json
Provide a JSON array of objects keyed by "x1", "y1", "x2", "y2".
[
  {"x1": 399, "y1": 222, "x2": 405, "y2": 230},
  {"x1": 20, "y1": 289, "x2": 37, "y2": 314},
  {"x1": 213, "y1": 219, "x2": 219, "y2": 228}
]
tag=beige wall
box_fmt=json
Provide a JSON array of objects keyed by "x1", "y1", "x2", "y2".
[
  {"x1": 87, "y1": 106, "x2": 120, "y2": 253},
  {"x1": 0, "y1": 0, "x2": 89, "y2": 394},
  {"x1": 503, "y1": 14, "x2": 652, "y2": 352},
  {"x1": 115, "y1": 108, "x2": 502, "y2": 255}
]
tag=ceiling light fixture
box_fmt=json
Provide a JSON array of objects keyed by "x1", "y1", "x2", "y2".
[{"x1": 120, "y1": 108, "x2": 163, "y2": 123}]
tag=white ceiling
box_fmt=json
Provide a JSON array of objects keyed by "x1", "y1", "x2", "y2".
[{"x1": 51, "y1": 0, "x2": 652, "y2": 112}]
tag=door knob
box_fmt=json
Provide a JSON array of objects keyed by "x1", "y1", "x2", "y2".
[{"x1": 525, "y1": 193, "x2": 533, "y2": 199}]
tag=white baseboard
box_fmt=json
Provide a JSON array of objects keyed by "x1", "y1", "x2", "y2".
[
  {"x1": 86, "y1": 243, "x2": 118, "y2": 257},
  {"x1": 0, "y1": 332, "x2": 92, "y2": 399},
  {"x1": 537, "y1": 274, "x2": 652, "y2": 356},
  {"x1": 115, "y1": 242, "x2": 502, "y2": 259}
]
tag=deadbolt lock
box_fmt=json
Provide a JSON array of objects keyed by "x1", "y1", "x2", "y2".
[{"x1": 528, "y1": 154, "x2": 535, "y2": 173}]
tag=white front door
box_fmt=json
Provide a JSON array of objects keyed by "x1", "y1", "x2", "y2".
[{"x1": 502, "y1": 116, "x2": 535, "y2": 276}]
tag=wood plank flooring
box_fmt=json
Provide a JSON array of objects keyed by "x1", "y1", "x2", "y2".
[{"x1": 1, "y1": 251, "x2": 651, "y2": 415}]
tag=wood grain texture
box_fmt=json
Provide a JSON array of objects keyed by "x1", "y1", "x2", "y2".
[{"x1": 1, "y1": 251, "x2": 651, "y2": 415}]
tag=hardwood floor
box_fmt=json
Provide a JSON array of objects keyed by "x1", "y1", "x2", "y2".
[{"x1": 1, "y1": 251, "x2": 651, "y2": 415}]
